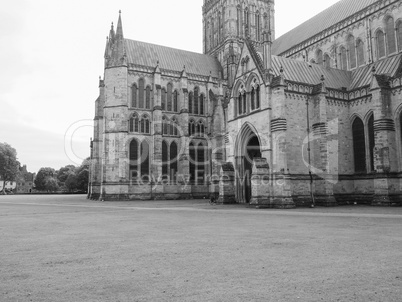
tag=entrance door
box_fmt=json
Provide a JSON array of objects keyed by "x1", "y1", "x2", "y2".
[{"x1": 244, "y1": 136, "x2": 261, "y2": 203}]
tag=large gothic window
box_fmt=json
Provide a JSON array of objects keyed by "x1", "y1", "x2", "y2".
[
  {"x1": 200, "y1": 94, "x2": 205, "y2": 115},
  {"x1": 145, "y1": 86, "x2": 151, "y2": 109},
  {"x1": 340, "y1": 47, "x2": 348, "y2": 70},
  {"x1": 352, "y1": 117, "x2": 366, "y2": 173},
  {"x1": 131, "y1": 84, "x2": 137, "y2": 108},
  {"x1": 170, "y1": 141, "x2": 178, "y2": 183},
  {"x1": 385, "y1": 16, "x2": 396, "y2": 54},
  {"x1": 162, "y1": 140, "x2": 168, "y2": 179},
  {"x1": 256, "y1": 85, "x2": 260, "y2": 109},
  {"x1": 194, "y1": 87, "x2": 199, "y2": 115},
  {"x1": 256, "y1": 12, "x2": 261, "y2": 41},
  {"x1": 324, "y1": 54, "x2": 331, "y2": 68},
  {"x1": 140, "y1": 140, "x2": 150, "y2": 182},
  {"x1": 129, "y1": 139, "x2": 139, "y2": 181},
  {"x1": 251, "y1": 87, "x2": 256, "y2": 111},
  {"x1": 377, "y1": 30, "x2": 386, "y2": 59},
  {"x1": 397, "y1": 21, "x2": 402, "y2": 52},
  {"x1": 316, "y1": 49, "x2": 323, "y2": 65},
  {"x1": 189, "y1": 92, "x2": 193, "y2": 114},
  {"x1": 356, "y1": 39, "x2": 365, "y2": 67},
  {"x1": 173, "y1": 90, "x2": 178, "y2": 112},
  {"x1": 348, "y1": 35, "x2": 357, "y2": 69},
  {"x1": 368, "y1": 114, "x2": 375, "y2": 172},
  {"x1": 189, "y1": 142, "x2": 207, "y2": 185},
  {"x1": 138, "y1": 79, "x2": 145, "y2": 108},
  {"x1": 163, "y1": 116, "x2": 169, "y2": 136},
  {"x1": 161, "y1": 88, "x2": 166, "y2": 111},
  {"x1": 167, "y1": 83, "x2": 173, "y2": 111}
]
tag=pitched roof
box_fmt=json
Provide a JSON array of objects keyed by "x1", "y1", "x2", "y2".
[
  {"x1": 124, "y1": 39, "x2": 222, "y2": 78},
  {"x1": 271, "y1": 54, "x2": 402, "y2": 91},
  {"x1": 272, "y1": 0, "x2": 379, "y2": 56},
  {"x1": 350, "y1": 55, "x2": 402, "y2": 89},
  {"x1": 271, "y1": 56, "x2": 352, "y2": 89}
]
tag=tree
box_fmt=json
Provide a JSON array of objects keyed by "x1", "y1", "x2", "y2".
[
  {"x1": 0, "y1": 143, "x2": 20, "y2": 193},
  {"x1": 45, "y1": 177, "x2": 59, "y2": 192},
  {"x1": 56, "y1": 165, "x2": 76, "y2": 184},
  {"x1": 34, "y1": 167, "x2": 56, "y2": 191},
  {"x1": 65, "y1": 173, "x2": 78, "y2": 192}
]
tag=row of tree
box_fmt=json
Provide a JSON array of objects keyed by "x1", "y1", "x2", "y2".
[
  {"x1": 1, "y1": 141, "x2": 89, "y2": 193},
  {"x1": 0, "y1": 143, "x2": 21, "y2": 193},
  {"x1": 34, "y1": 159, "x2": 89, "y2": 192}
]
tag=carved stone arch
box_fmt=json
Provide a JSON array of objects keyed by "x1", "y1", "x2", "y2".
[
  {"x1": 363, "y1": 110, "x2": 374, "y2": 125},
  {"x1": 246, "y1": 72, "x2": 260, "y2": 89},
  {"x1": 349, "y1": 113, "x2": 365, "y2": 125},
  {"x1": 231, "y1": 79, "x2": 246, "y2": 98}
]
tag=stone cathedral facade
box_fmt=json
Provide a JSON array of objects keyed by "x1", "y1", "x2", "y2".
[{"x1": 89, "y1": 0, "x2": 402, "y2": 207}]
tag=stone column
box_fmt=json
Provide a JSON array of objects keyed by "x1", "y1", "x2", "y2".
[
  {"x1": 270, "y1": 74, "x2": 295, "y2": 208},
  {"x1": 371, "y1": 74, "x2": 397, "y2": 206},
  {"x1": 250, "y1": 158, "x2": 271, "y2": 208},
  {"x1": 310, "y1": 80, "x2": 337, "y2": 206},
  {"x1": 218, "y1": 162, "x2": 236, "y2": 204}
]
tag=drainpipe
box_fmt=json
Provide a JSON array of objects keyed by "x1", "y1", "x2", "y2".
[{"x1": 306, "y1": 98, "x2": 315, "y2": 207}]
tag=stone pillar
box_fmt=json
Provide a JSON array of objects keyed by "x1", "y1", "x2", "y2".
[
  {"x1": 270, "y1": 74, "x2": 295, "y2": 208},
  {"x1": 310, "y1": 81, "x2": 337, "y2": 206},
  {"x1": 371, "y1": 75, "x2": 397, "y2": 206},
  {"x1": 218, "y1": 162, "x2": 236, "y2": 204},
  {"x1": 250, "y1": 158, "x2": 270, "y2": 208}
]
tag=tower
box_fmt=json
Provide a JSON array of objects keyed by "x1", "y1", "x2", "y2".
[{"x1": 202, "y1": 0, "x2": 275, "y2": 82}]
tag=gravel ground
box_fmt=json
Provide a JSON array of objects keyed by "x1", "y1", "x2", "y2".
[{"x1": 0, "y1": 195, "x2": 401, "y2": 302}]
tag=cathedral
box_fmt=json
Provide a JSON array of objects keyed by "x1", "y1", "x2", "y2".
[{"x1": 89, "y1": 0, "x2": 402, "y2": 207}]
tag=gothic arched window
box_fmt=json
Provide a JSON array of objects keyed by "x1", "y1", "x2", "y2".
[
  {"x1": 189, "y1": 120, "x2": 196, "y2": 136},
  {"x1": 162, "y1": 116, "x2": 168, "y2": 136},
  {"x1": 348, "y1": 35, "x2": 357, "y2": 69},
  {"x1": 385, "y1": 16, "x2": 396, "y2": 54},
  {"x1": 256, "y1": 12, "x2": 261, "y2": 41},
  {"x1": 171, "y1": 117, "x2": 179, "y2": 136},
  {"x1": 196, "y1": 143, "x2": 206, "y2": 185},
  {"x1": 141, "y1": 115, "x2": 150, "y2": 134},
  {"x1": 352, "y1": 117, "x2": 366, "y2": 172},
  {"x1": 129, "y1": 139, "x2": 139, "y2": 181},
  {"x1": 397, "y1": 21, "x2": 402, "y2": 52},
  {"x1": 194, "y1": 87, "x2": 199, "y2": 115},
  {"x1": 200, "y1": 94, "x2": 204, "y2": 115},
  {"x1": 162, "y1": 140, "x2": 168, "y2": 179},
  {"x1": 170, "y1": 141, "x2": 178, "y2": 183},
  {"x1": 324, "y1": 54, "x2": 331, "y2": 68},
  {"x1": 140, "y1": 140, "x2": 150, "y2": 182},
  {"x1": 129, "y1": 113, "x2": 139, "y2": 133},
  {"x1": 189, "y1": 92, "x2": 193, "y2": 114},
  {"x1": 340, "y1": 47, "x2": 347, "y2": 70},
  {"x1": 256, "y1": 85, "x2": 260, "y2": 109},
  {"x1": 356, "y1": 39, "x2": 365, "y2": 67},
  {"x1": 138, "y1": 79, "x2": 145, "y2": 108},
  {"x1": 161, "y1": 88, "x2": 166, "y2": 111},
  {"x1": 167, "y1": 83, "x2": 173, "y2": 111},
  {"x1": 251, "y1": 87, "x2": 255, "y2": 111},
  {"x1": 368, "y1": 114, "x2": 375, "y2": 172},
  {"x1": 131, "y1": 84, "x2": 137, "y2": 108},
  {"x1": 173, "y1": 90, "x2": 178, "y2": 112},
  {"x1": 145, "y1": 86, "x2": 151, "y2": 109},
  {"x1": 238, "y1": 92, "x2": 243, "y2": 115},
  {"x1": 189, "y1": 142, "x2": 196, "y2": 183},
  {"x1": 316, "y1": 49, "x2": 323, "y2": 65},
  {"x1": 377, "y1": 29, "x2": 386, "y2": 59}
]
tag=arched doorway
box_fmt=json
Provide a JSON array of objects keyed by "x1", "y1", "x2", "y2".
[
  {"x1": 235, "y1": 123, "x2": 262, "y2": 203},
  {"x1": 244, "y1": 136, "x2": 262, "y2": 203}
]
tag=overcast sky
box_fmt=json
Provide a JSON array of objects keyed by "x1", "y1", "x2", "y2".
[{"x1": 0, "y1": 0, "x2": 339, "y2": 173}]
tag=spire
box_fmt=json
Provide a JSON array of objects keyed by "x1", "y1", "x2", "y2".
[
  {"x1": 116, "y1": 10, "x2": 124, "y2": 40},
  {"x1": 109, "y1": 22, "x2": 115, "y2": 43}
]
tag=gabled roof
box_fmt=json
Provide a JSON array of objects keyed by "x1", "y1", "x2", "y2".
[
  {"x1": 271, "y1": 54, "x2": 402, "y2": 91},
  {"x1": 350, "y1": 55, "x2": 402, "y2": 89},
  {"x1": 124, "y1": 39, "x2": 222, "y2": 78},
  {"x1": 271, "y1": 56, "x2": 352, "y2": 89},
  {"x1": 272, "y1": 0, "x2": 379, "y2": 56}
]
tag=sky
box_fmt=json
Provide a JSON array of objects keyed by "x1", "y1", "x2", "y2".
[{"x1": 0, "y1": 0, "x2": 340, "y2": 174}]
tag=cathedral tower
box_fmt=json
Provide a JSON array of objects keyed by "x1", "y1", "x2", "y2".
[{"x1": 202, "y1": 0, "x2": 274, "y2": 82}]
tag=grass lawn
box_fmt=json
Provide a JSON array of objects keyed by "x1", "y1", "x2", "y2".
[{"x1": 1, "y1": 195, "x2": 401, "y2": 301}]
